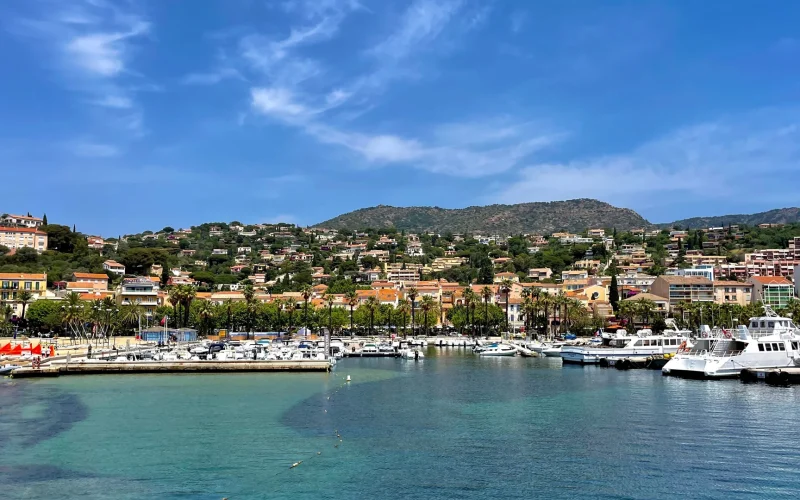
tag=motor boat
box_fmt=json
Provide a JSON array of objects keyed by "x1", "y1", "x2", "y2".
[
  {"x1": 477, "y1": 343, "x2": 516, "y2": 357},
  {"x1": 0, "y1": 364, "x2": 21, "y2": 375},
  {"x1": 663, "y1": 307, "x2": 800, "y2": 378},
  {"x1": 561, "y1": 332, "x2": 692, "y2": 364},
  {"x1": 401, "y1": 348, "x2": 425, "y2": 360},
  {"x1": 541, "y1": 345, "x2": 564, "y2": 357}
]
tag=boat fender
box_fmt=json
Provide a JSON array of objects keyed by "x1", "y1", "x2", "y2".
[
  {"x1": 780, "y1": 371, "x2": 790, "y2": 385},
  {"x1": 599, "y1": 358, "x2": 609, "y2": 367}
]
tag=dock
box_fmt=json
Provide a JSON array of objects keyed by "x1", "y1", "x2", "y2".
[
  {"x1": 11, "y1": 360, "x2": 331, "y2": 378},
  {"x1": 343, "y1": 352, "x2": 400, "y2": 358}
]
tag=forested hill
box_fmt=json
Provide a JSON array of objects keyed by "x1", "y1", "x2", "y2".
[
  {"x1": 314, "y1": 199, "x2": 651, "y2": 234},
  {"x1": 664, "y1": 207, "x2": 800, "y2": 229}
]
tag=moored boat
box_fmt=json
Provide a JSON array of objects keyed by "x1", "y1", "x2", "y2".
[{"x1": 663, "y1": 307, "x2": 800, "y2": 379}]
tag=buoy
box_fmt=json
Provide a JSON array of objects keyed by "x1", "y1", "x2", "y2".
[
  {"x1": 346, "y1": 375, "x2": 351, "y2": 382},
  {"x1": 290, "y1": 461, "x2": 303, "y2": 469}
]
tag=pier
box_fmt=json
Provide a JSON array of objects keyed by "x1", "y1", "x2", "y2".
[{"x1": 11, "y1": 360, "x2": 331, "y2": 378}]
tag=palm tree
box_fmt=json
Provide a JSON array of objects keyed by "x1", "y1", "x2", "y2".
[
  {"x1": 420, "y1": 295, "x2": 438, "y2": 336},
  {"x1": 179, "y1": 285, "x2": 196, "y2": 330},
  {"x1": 555, "y1": 292, "x2": 569, "y2": 334},
  {"x1": 500, "y1": 279, "x2": 513, "y2": 335},
  {"x1": 462, "y1": 287, "x2": 476, "y2": 337},
  {"x1": 121, "y1": 302, "x2": 145, "y2": 336},
  {"x1": 18, "y1": 290, "x2": 33, "y2": 322},
  {"x1": 196, "y1": 300, "x2": 215, "y2": 337},
  {"x1": 345, "y1": 290, "x2": 358, "y2": 336},
  {"x1": 242, "y1": 284, "x2": 256, "y2": 339},
  {"x1": 782, "y1": 298, "x2": 800, "y2": 324},
  {"x1": 364, "y1": 296, "x2": 379, "y2": 336},
  {"x1": 538, "y1": 291, "x2": 552, "y2": 338},
  {"x1": 168, "y1": 288, "x2": 182, "y2": 327},
  {"x1": 398, "y1": 299, "x2": 411, "y2": 337},
  {"x1": 481, "y1": 286, "x2": 493, "y2": 337},
  {"x1": 635, "y1": 298, "x2": 656, "y2": 326},
  {"x1": 521, "y1": 295, "x2": 534, "y2": 338},
  {"x1": 324, "y1": 293, "x2": 335, "y2": 336},
  {"x1": 301, "y1": 284, "x2": 312, "y2": 334},
  {"x1": 407, "y1": 286, "x2": 418, "y2": 336}
]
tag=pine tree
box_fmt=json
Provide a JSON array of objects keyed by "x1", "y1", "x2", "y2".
[
  {"x1": 72, "y1": 224, "x2": 76, "y2": 233},
  {"x1": 42, "y1": 213, "x2": 48, "y2": 225},
  {"x1": 609, "y1": 274, "x2": 620, "y2": 313}
]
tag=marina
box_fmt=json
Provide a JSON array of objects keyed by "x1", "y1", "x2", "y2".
[{"x1": 3, "y1": 348, "x2": 800, "y2": 500}]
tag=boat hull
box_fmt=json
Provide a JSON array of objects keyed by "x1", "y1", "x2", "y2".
[
  {"x1": 662, "y1": 353, "x2": 796, "y2": 379},
  {"x1": 479, "y1": 351, "x2": 516, "y2": 357}
]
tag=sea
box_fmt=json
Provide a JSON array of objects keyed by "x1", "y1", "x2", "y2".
[{"x1": 2, "y1": 350, "x2": 800, "y2": 499}]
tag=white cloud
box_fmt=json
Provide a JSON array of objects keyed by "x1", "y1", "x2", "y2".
[
  {"x1": 181, "y1": 68, "x2": 243, "y2": 85},
  {"x1": 9, "y1": 2, "x2": 151, "y2": 137},
  {"x1": 493, "y1": 109, "x2": 800, "y2": 206},
  {"x1": 67, "y1": 140, "x2": 119, "y2": 158},
  {"x1": 65, "y1": 20, "x2": 149, "y2": 77},
  {"x1": 510, "y1": 10, "x2": 527, "y2": 34},
  {"x1": 368, "y1": 0, "x2": 463, "y2": 61},
  {"x1": 250, "y1": 87, "x2": 313, "y2": 120},
  {"x1": 93, "y1": 95, "x2": 133, "y2": 108}
]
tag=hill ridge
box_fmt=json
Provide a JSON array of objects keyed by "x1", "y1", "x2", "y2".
[{"x1": 314, "y1": 199, "x2": 651, "y2": 235}]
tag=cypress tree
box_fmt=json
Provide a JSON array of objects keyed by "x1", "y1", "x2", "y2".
[
  {"x1": 609, "y1": 274, "x2": 620, "y2": 313},
  {"x1": 42, "y1": 213, "x2": 48, "y2": 225}
]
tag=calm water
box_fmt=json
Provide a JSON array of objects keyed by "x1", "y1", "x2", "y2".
[{"x1": 2, "y1": 350, "x2": 800, "y2": 499}]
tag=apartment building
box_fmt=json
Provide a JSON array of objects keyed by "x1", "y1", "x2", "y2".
[
  {"x1": 0, "y1": 226, "x2": 48, "y2": 253},
  {"x1": 527, "y1": 268, "x2": 553, "y2": 281},
  {"x1": 118, "y1": 277, "x2": 161, "y2": 316},
  {"x1": 749, "y1": 276, "x2": 795, "y2": 309},
  {"x1": 72, "y1": 272, "x2": 109, "y2": 291},
  {"x1": 713, "y1": 281, "x2": 753, "y2": 306},
  {"x1": 650, "y1": 275, "x2": 714, "y2": 310},
  {"x1": 0, "y1": 214, "x2": 43, "y2": 228},
  {"x1": 86, "y1": 236, "x2": 105, "y2": 250},
  {"x1": 0, "y1": 273, "x2": 47, "y2": 316},
  {"x1": 386, "y1": 263, "x2": 422, "y2": 284},
  {"x1": 103, "y1": 260, "x2": 126, "y2": 275}
]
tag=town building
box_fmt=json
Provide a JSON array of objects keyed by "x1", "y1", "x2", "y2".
[
  {"x1": 118, "y1": 277, "x2": 161, "y2": 316},
  {"x1": 0, "y1": 214, "x2": 43, "y2": 228},
  {"x1": 103, "y1": 260, "x2": 126, "y2": 275},
  {"x1": 748, "y1": 276, "x2": 795, "y2": 309},
  {"x1": 86, "y1": 236, "x2": 105, "y2": 250},
  {"x1": 673, "y1": 265, "x2": 715, "y2": 282},
  {"x1": 713, "y1": 281, "x2": 753, "y2": 306},
  {"x1": 0, "y1": 273, "x2": 47, "y2": 316},
  {"x1": 650, "y1": 276, "x2": 714, "y2": 310},
  {"x1": 621, "y1": 292, "x2": 670, "y2": 315},
  {"x1": 72, "y1": 272, "x2": 109, "y2": 291},
  {"x1": 527, "y1": 268, "x2": 553, "y2": 281},
  {"x1": 0, "y1": 226, "x2": 48, "y2": 253},
  {"x1": 493, "y1": 272, "x2": 519, "y2": 284},
  {"x1": 562, "y1": 270, "x2": 589, "y2": 281}
]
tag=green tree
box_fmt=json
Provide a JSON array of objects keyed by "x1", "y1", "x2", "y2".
[
  {"x1": 609, "y1": 274, "x2": 620, "y2": 313},
  {"x1": 481, "y1": 286, "x2": 493, "y2": 336},
  {"x1": 345, "y1": 290, "x2": 358, "y2": 334},
  {"x1": 407, "y1": 286, "x2": 418, "y2": 335},
  {"x1": 420, "y1": 295, "x2": 438, "y2": 336},
  {"x1": 17, "y1": 290, "x2": 34, "y2": 321}
]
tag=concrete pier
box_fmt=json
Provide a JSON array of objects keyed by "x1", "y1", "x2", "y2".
[{"x1": 11, "y1": 360, "x2": 331, "y2": 378}]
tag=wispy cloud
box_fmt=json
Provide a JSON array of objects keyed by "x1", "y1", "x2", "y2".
[
  {"x1": 66, "y1": 140, "x2": 120, "y2": 158},
  {"x1": 181, "y1": 67, "x2": 244, "y2": 85},
  {"x1": 509, "y1": 10, "x2": 526, "y2": 34},
  {"x1": 492, "y1": 108, "x2": 800, "y2": 208},
  {"x1": 8, "y1": 0, "x2": 152, "y2": 136}
]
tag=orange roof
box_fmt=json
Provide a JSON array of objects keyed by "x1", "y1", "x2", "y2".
[
  {"x1": 79, "y1": 292, "x2": 114, "y2": 300},
  {"x1": 66, "y1": 281, "x2": 106, "y2": 290},
  {"x1": 73, "y1": 272, "x2": 109, "y2": 280},
  {"x1": 196, "y1": 292, "x2": 212, "y2": 299},
  {"x1": 750, "y1": 276, "x2": 792, "y2": 285},
  {"x1": 0, "y1": 273, "x2": 46, "y2": 280},
  {"x1": 104, "y1": 260, "x2": 124, "y2": 267},
  {"x1": 0, "y1": 226, "x2": 46, "y2": 235},
  {"x1": 149, "y1": 276, "x2": 160, "y2": 283},
  {"x1": 713, "y1": 281, "x2": 752, "y2": 287}
]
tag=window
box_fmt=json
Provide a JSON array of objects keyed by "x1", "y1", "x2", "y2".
[
  {"x1": 779, "y1": 343, "x2": 786, "y2": 351},
  {"x1": 772, "y1": 343, "x2": 779, "y2": 351},
  {"x1": 768, "y1": 322, "x2": 775, "y2": 328},
  {"x1": 759, "y1": 343, "x2": 765, "y2": 351},
  {"x1": 24, "y1": 282, "x2": 31, "y2": 290},
  {"x1": 766, "y1": 343, "x2": 772, "y2": 351},
  {"x1": 34, "y1": 282, "x2": 40, "y2": 290}
]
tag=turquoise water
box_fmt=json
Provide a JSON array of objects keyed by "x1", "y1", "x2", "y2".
[{"x1": 2, "y1": 350, "x2": 800, "y2": 499}]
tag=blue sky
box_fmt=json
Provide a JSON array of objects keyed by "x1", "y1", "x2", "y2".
[{"x1": 2, "y1": 0, "x2": 800, "y2": 236}]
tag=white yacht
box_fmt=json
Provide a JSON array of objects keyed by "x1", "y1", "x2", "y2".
[
  {"x1": 662, "y1": 307, "x2": 800, "y2": 379},
  {"x1": 561, "y1": 332, "x2": 692, "y2": 364},
  {"x1": 477, "y1": 343, "x2": 517, "y2": 357}
]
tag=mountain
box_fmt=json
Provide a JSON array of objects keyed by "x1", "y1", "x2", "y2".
[
  {"x1": 314, "y1": 199, "x2": 652, "y2": 235},
  {"x1": 664, "y1": 207, "x2": 800, "y2": 229}
]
